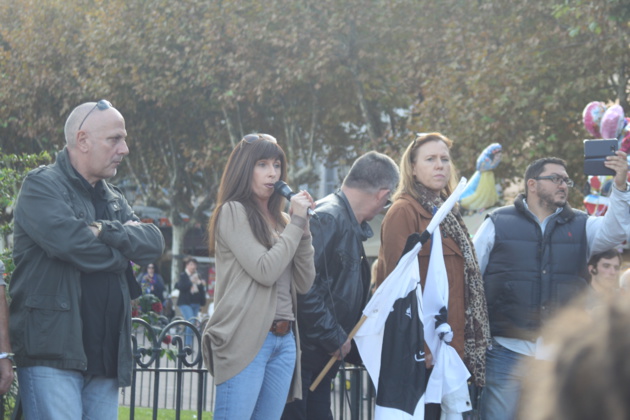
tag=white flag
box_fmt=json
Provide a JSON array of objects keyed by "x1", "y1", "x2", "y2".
[{"x1": 354, "y1": 178, "x2": 467, "y2": 419}]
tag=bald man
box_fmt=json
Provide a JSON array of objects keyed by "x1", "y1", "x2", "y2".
[{"x1": 10, "y1": 100, "x2": 165, "y2": 419}]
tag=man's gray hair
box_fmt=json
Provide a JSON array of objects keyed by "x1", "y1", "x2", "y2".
[{"x1": 343, "y1": 151, "x2": 400, "y2": 193}]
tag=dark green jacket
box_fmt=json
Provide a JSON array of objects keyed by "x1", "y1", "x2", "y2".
[{"x1": 10, "y1": 148, "x2": 164, "y2": 387}]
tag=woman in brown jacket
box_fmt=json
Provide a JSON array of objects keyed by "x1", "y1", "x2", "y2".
[{"x1": 375, "y1": 132, "x2": 490, "y2": 418}]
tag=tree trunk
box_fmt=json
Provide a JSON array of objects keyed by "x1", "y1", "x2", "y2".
[{"x1": 170, "y1": 222, "x2": 187, "y2": 288}]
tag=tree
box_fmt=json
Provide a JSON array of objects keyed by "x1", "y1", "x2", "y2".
[
  {"x1": 405, "y1": 0, "x2": 630, "y2": 206},
  {"x1": 2, "y1": 0, "x2": 627, "y2": 257},
  {"x1": 0, "y1": 152, "x2": 51, "y2": 251}
]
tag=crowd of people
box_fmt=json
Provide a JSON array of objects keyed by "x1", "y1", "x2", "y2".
[{"x1": 2, "y1": 100, "x2": 630, "y2": 419}]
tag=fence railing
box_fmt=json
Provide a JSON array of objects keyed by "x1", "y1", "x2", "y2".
[
  {"x1": 122, "y1": 316, "x2": 375, "y2": 419},
  {"x1": 2, "y1": 316, "x2": 375, "y2": 419}
]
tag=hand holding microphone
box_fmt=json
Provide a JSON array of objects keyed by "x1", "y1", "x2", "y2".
[{"x1": 274, "y1": 181, "x2": 318, "y2": 219}]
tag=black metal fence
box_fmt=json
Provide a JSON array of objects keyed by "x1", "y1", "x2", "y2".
[
  {"x1": 1, "y1": 316, "x2": 375, "y2": 419},
  {"x1": 121, "y1": 316, "x2": 375, "y2": 419}
]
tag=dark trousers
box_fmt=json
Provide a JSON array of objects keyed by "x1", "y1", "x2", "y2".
[{"x1": 281, "y1": 364, "x2": 339, "y2": 420}]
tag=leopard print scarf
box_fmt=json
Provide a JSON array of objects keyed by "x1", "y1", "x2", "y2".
[{"x1": 415, "y1": 183, "x2": 491, "y2": 387}]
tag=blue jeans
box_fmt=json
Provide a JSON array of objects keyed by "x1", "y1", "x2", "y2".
[
  {"x1": 17, "y1": 366, "x2": 118, "y2": 420},
  {"x1": 479, "y1": 340, "x2": 526, "y2": 420},
  {"x1": 178, "y1": 303, "x2": 200, "y2": 347},
  {"x1": 214, "y1": 331, "x2": 296, "y2": 420}
]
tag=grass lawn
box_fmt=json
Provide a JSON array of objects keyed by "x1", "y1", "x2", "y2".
[{"x1": 118, "y1": 406, "x2": 213, "y2": 419}]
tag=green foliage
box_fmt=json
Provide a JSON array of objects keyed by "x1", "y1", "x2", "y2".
[
  {"x1": 0, "y1": 151, "x2": 51, "y2": 256},
  {"x1": 0, "y1": 151, "x2": 51, "y2": 212},
  {"x1": 131, "y1": 293, "x2": 178, "y2": 361},
  {"x1": 0, "y1": 377, "x2": 17, "y2": 420}
]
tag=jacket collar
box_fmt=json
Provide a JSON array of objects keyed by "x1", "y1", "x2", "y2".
[
  {"x1": 398, "y1": 193, "x2": 464, "y2": 257},
  {"x1": 514, "y1": 193, "x2": 575, "y2": 225},
  {"x1": 335, "y1": 190, "x2": 373, "y2": 241},
  {"x1": 55, "y1": 147, "x2": 121, "y2": 204}
]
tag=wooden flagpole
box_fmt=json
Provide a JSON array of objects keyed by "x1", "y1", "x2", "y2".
[
  {"x1": 309, "y1": 315, "x2": 368, "y2": 391},
  {"x1": 309, "y1": 179, "x2": 466, "y2": 392}
]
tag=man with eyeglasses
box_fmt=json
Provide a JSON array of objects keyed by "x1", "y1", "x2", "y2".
[
  {"x1": 10, "y1": 100, "x2": 165, "y2": 419},
  {"x1": 473, "y1": 154, "x2": 630, "y2": 420}
]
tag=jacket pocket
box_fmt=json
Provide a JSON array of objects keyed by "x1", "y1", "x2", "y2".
[{"x1": 24, "y1": 295, "x2": 71, "y2": 359}]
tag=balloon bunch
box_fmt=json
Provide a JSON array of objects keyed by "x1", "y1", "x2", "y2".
[
  {"x1": 583, "y1": 102, "x2": 630, "y2": 152},
  {"x1": 582, "y1": 102, "x2": 630, "y2": 215},
  {"x1": 583, "y1": 175, "x2": 614, "y2": 216},
  {"x1": 460, "y1": 143, "x2": 503, "y2": 211}
]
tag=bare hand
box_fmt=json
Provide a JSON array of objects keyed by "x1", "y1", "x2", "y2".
[
  {"x1": 0, "y1": 359, "x2": 14, "y2": 395},
  {"x1": 605, "y1": 150, "x2": 629, "y2": 190},
  {"x1": 124, "y1": 220, "x2": 141, "y2": 226},
  {"x1": 289, "y1": 190, "x2": 315, "y2": 220},
  {"x1": 425, "y1": 352, "x2": 434, "y2": 368},
  {"x1": 330, "y1": 339, "x2": 352, "y2": 361}
]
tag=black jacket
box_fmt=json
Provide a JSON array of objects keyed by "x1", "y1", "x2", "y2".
[
  {"x1": 177, "y1": 271, "x2": 206, "y2": 307},
  {"x1": 297, "y1": 191, "x2": 371, "y2": 371}
]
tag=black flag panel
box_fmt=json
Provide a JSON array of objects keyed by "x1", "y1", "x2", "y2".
[{"x1": 376, "y1": 289, "x2": 426, "y2": 415}]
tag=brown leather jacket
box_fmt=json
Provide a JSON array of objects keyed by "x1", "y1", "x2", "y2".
[{"x1": 375, "y1": 194, "x2": 466, "y2": 360}]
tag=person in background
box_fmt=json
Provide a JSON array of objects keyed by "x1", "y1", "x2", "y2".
[
  {"x1": 587, "y1": 248, "x2": 622, "y2": 298},
  {"x1": 282, "y1": 151, "x2": 400, "y2": 420},
  {"x1": 0, "y1": 261, "x2": 14, "y2": 395},
  {"x1": 375, "y1": 133, "x2": 490, "y2": 418},
  {"x1": 474, "y1": 153, "x2": 630, "y2": 420},
  {"x1": 176, "y1": 257, "x2": 205, "y2": 347},
  {"x1": 10, "y1": 100, "x2": 164, "y2": 419},
  {"x1": 519, "y1": 293, "x2": 630, "y2": 420},
  {"x1": 137, "y1": 262, "x2": 166, "y2": 302},
  {"x1": 203, "y1": 133, "x2": 315, "y2": 420}
]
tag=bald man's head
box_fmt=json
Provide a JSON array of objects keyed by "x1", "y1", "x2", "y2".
[
  {"x1": 65, "y1": 100, "x2": 129, "y2": 186},
  {"x1": 65, "y1": 102, "x2": 96, "y2": 148}
]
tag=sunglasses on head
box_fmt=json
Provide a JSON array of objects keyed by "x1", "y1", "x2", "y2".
[
  {"x1": 242, "y1": 133, "x2": 278, "y2": 145},
  {"x1": 78, "y1": 100, "x2": 113, "y2": 130}
]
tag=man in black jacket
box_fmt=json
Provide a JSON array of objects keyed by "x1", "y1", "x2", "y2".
[
  {"x1": 282, "y1": 151, "x2": 399, "y2": 420},
  {"x1": 176, "y1": 257, "x2": 206, "y2": 346}
]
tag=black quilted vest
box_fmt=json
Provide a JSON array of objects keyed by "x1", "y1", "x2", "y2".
[{"x1": 484, "y1": 195, "x2": 589, "y2": 340}]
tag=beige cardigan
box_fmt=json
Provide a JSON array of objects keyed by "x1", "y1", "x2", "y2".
[{"x1": 202, "y1": 201, "x2": 315, "y2": 401}]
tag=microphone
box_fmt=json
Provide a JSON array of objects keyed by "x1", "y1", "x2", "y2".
[{"x1": 274, "y1": 181, "x2": 318, "y2": 219}]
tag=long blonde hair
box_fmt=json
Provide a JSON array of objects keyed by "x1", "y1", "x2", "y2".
[{"x1": 393, "y1": 132, "x2": 459, "y2": 202}]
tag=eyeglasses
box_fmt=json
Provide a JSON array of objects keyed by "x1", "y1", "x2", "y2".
[
  {"x1": 242, "y1": 133, "x2": 277, "y2": 144},
  {"x1": 534, "y1": 175, "x2": 574, "y2": 187},
  {"x1": 78, "y1": 100, "x2": 113, "y2": 130}
]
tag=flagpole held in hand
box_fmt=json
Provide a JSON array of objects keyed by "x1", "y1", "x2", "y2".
[
  {"x1": 310, "y1": 178, "x2": 467, "y2": 393},
  {"x1": 309, "y1": 228, "x2": 430, "y2": 391},
  {"x1": 309, "y1": 315, "x2": 367, "y2": 391}
]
